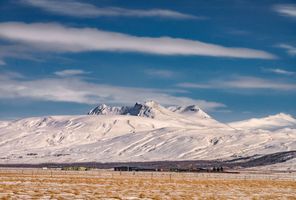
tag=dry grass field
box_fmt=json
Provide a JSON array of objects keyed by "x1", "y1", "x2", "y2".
[{"x1": 0, "y1": 169, "x2": 295, "y2": 200}]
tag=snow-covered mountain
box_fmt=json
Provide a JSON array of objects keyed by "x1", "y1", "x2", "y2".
[
  {"x1": 88, "y1": 101, "x2": 226, "y2": 128},
  {"x1": 0, "y1": 101, "x2": 295, "y2": 170},
  {"x1": 88, "y1": 101, "x2": 209, "y2": 119},
  {"x1": 229, "y1": 113, "x2": 296, "y2": 131},
  {"x1": 167, "y1": 104, "x2": 211, "y2": 119},
  {"x1": 88, "y1": 101, "x2": 168, "y2": 118},
  {"x1": 88, "y1": 104, "x2": 130, "y2": 115}
]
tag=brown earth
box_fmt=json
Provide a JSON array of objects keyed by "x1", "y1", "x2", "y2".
[{"x1": 0, "y1": 169, "x2": 295, "y2": 200}]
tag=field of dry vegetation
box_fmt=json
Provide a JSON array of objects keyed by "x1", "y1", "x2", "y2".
[{"x1": 0, "y1": 169, "x2": 295, "y2": 200}]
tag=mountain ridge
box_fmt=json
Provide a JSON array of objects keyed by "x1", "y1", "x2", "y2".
[
  {"x1": 88, "y1": 100, "x2": 211, "y2": 119},
  {"x1": 229, "y1": 112, "x2": 296, "y2": 131},
  {"x1": 0, "y1": 101, "x2": 295, "y2": 170}
]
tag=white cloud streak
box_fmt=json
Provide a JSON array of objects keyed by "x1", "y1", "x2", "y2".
[
  {"x1": 277, "y1": 44, "x2": 296, "y2": 56},
  {"x1": 177, "y1": 76, "x2": 296, "y2": 91},
  {"x1": 54, "y1": 69, "x2": 90, "y2": 77},
  {"x1": 0, "y1": 22, "x2": 276, "y2": 59},
  {"x1": 145, "y1": 69, "x2": 176, "y2": 78},
  {"x1": 21, "y1": 0, "x2": 198, "y2": 19},
  {"x1": 273, "y1": 4, "x2": 296, "y2": 18},
  {"x1": 263, "y1": 68, "x2": 295, "y2": 76},
  {"x1": 0, "y1": 71, "x2": 225, "y2": 111}
]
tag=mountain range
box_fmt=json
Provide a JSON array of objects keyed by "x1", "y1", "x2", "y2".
[{"x1": 0, "y1": 101, "x2": 295, "y2": 170}]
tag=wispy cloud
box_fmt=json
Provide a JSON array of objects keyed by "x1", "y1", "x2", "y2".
[
  {"x1": 0, "y1": 22, "x2": 276, "y2": 60},
  {"x1": 177, "y1": 76, "x2": 296, "y2": 91},
  {"x1": 0, "y1": 60, "x2": 5, "y2": 66},
  {"x1": 54, "y1": 69, "x2": 90, "y2": 77},
  {"x1": 262, "y1": 68, "x2": 295, "y2": 76},
  {"x1": 145, "y1": 69, "x2": 176, "y2": 78},
  {"x1": 273, "y1": 4, "x2": 296, "y2": 18},
  {"x1": 0, "y1": 70, "x2": 225, "y2": 111},
  {"x1": 0, "y1": 44, "x2": 45, "y2": 63},
  {"x1": 20, "y1": 0, "x2": 198, "y2": 20},
  {"x1": 277, "y1": 44, "x2": 296, "y2": 56},
  {"x1": 226, "y1": 29, "x2": 251, "y2": 36}
]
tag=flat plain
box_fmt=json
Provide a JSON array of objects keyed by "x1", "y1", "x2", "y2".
[{"x1": 0, "y1": 169, "x2": 295, "y2": 200}]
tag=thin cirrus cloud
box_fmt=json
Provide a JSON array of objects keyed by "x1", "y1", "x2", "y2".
[
  {"x1": 0, "y1": 70, "x2": 225, "y2": 111},
  {"x1": 145, "y1": 69, "x2": 177, "y2": 78},
  {"x1": 177, "y1": 76, "x2": 296, "y2": 91},
  {"x1": 20, "y1": 0, "x2": 199, "y2": 20},
  {"x1": 0, "y1": 60, "x2": 6, "y2": 66},
  {"x1": 263, "y1": 68, "x2": 295, "y2": 76},
  {"x1": 0, "y1": 44, "x2": 48, "y2": 64},
  {"x1": 0, "y1": 22, "x2": 276, "y2": 59},
  {"x1": 273, "y1": 4, "x2": 296, "y2": 18},
  {"x1": 277, "y1": 44, "x2": 296, "y2": 56},
  {"x1": 54, "y1": 69, "x2": 90, "y2": 77}
]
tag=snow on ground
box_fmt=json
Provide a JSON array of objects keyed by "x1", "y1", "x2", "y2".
[{"x1": 0, "y1": 101, "x2": 295, "y2": 170}]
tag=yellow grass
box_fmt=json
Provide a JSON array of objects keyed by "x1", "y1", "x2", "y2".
[{"x1": 0, "y1": 169, "x2": 295, "y2": 200}]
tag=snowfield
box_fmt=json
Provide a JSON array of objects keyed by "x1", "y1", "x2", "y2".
[{"x1": 0, "y1": 101, "x2": 295, "y2": 170}]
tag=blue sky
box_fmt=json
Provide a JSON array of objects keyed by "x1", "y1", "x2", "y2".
[{"x1": 0, "y1": 0, "x2": 295, "y2": 122}]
